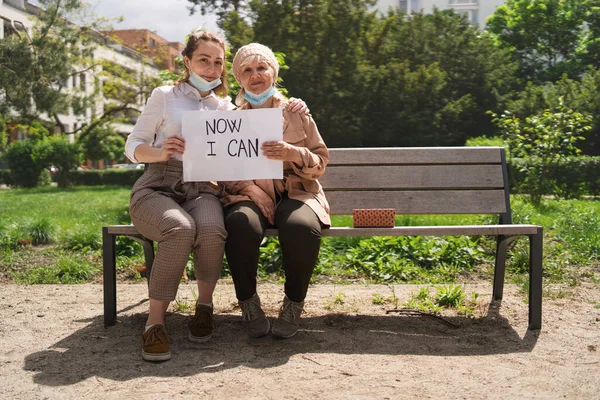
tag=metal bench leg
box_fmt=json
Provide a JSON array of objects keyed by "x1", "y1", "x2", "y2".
[
  {"x1": 128, "y1": 236, "x2": 154, "y2": 287},
  {"x1": 493, "y1": 236, "x2": 518, "y2": 300},
  {"x1": 528, "y1": 227, "x2": 543, "y2": 330},
  {"x1": 142, "y1": 238, "x2": 154, "y2": 287},
  {"x1": 102, "y1": 227, "x2": 117, "y2": 328}
]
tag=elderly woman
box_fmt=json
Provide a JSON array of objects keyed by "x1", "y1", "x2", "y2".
[{"x1": 222, "y1": 43, "x2": 330, "y2": 339}]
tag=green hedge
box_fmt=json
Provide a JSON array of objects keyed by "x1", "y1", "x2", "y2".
[
  {"x1": 508, "y1": 156, "x2": 600, "y2": 198},
  {"x1": 67, "y1": 169, "x2": 144, "y2": 186},
  {"x1": 0, "y1": 169, "x2": 14, "y2": 186}
]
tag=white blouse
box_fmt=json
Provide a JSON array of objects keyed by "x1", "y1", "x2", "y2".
[{"x1": 125, "y1": 82, "x2": 236, "y2": 163}]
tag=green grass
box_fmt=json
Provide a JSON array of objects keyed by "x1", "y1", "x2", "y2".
[
  {"x1": 13, "y1": 252, "x2": 100, "y2": 284},
  {"x1": 0, "y1": 186, "x2": 136, "y2": 283},
  {"x1": 404, "y1": 285, "x2": 478, "y2": 316},
  {"x1": 0, "y1": 186, "x2": 131, "y2": 232},
  {"x1": 0, "y1": 188, "x2": 599, "y2": 289}
]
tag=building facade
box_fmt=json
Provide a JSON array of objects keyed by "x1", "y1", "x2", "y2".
[
  {"x1": 375, "y1": 0, "x2": 505, "y2": 29},
  {"x1": 0, "y1": 0, "x2": 167, "y2": 167},
  {"x1": 104, "y1": 29, "x2": 185, "y2": 73}
]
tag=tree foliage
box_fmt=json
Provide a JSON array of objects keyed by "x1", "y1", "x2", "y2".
[
  {"x1": 0, "y1": 0, "x2": 98, "y2": 125},
  {"x1": 487, "y1": 0, "x2": 600, "y2": 83},
  {"x1": 0, "y1": 0, "x2": 160, "y2": 164},
  {"x1": 224, "y1": 2, "x2": 516, "y2": 147},
  {"x1": 503, "y1": 68, "x2": 600, "y2": 154},
  {"x1": 491, "y1": 100, "x2": 592, "y2": 204}
]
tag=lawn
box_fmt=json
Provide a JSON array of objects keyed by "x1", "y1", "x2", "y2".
[{"x1": 1, "y1": 186, "x2": 599, "y2": 291}]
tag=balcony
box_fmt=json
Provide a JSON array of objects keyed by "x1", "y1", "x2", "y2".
[{"x1": 448, "y1": 0, "x2": 478, "y2": 5}]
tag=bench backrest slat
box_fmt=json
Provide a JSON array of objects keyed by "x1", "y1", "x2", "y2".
[
  {"x1": 326, "y1": 190, "x2": 507, "y2": 215},
  {"x1": 322, "y1": 147, "x2": 509, "y2": 216},
  {"x1": 328, "y1": 147, "x2": 503, "y2": 165},
  {"x1": 320, "y1": 165, "x2": 504, "y2": 190}
]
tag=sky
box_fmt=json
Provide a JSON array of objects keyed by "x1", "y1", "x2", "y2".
[{"x1": 89, "y1": 0, "x2": 220, "y2": 43}]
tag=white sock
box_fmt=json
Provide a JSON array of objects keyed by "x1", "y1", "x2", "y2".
[{"x1": 144, "y1": 324, "x2": 155, "y2": 333}]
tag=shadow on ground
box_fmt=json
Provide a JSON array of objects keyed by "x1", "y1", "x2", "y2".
[{"x1": 24, "y1": 301, "x2": 538, "y2": 386}]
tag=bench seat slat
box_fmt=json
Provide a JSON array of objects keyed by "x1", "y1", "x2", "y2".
[
  {"x1": 315, "y1": 225, "x2": 539, "y2": 237},
  {"x1": 329, "y1": 147, "x2": 502, "y2": 165},
  {"x1": 320, "y1": 165, "x2": 504, "y2": 190},
  {"x1": 108, "y1": 224, "x2": 538, "y2": 237},
  {"x1": 325, "y1": 190, "x2": 507, "y2": 215}
]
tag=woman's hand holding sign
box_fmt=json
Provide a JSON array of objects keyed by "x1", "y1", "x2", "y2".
[
  {"x1": 261, "y1": 141, "x2": 302, "y2": 164},
  {"x1": 160, "y1": 135, "x2": 186, "y2": 161}
]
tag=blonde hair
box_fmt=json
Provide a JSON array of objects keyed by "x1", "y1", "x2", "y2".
[{"x1": 175, "y1": 31, "x2": 228, "y2": 97}]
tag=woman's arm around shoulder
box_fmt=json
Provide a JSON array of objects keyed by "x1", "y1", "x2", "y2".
[{"x1": 290, "y1": 111, "x2": 329, "y2": 180}]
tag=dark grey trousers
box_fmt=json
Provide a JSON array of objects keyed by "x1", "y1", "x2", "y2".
[{"x1": 224, "y1": 197, "x2": 322, "y2": 302}]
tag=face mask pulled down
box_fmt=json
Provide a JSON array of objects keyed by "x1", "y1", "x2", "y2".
[
  {"x1": 189, "y1": 71, "x2": 222, "y2": 92},
  {"x1": 244, "y1": 86, "x2": 277, "y2": 106}
]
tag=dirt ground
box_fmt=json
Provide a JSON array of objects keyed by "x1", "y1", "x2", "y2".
[{"x1": 0, "y1": 281, "x2": 599, "y2": 399}]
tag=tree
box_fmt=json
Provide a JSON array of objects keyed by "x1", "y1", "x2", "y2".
[
  {"x1": 487, "y1": 0, "x2": 597, "y2": 83},
  {"x1": 186, "y1": 1, "x2": 515, "y2": 147},
  {"x1": 232, "y1": 3, "x2": 515, "y2": 147},
  {"x1": 79, "y1": 123, "x2": 125, "y2": 163},
  {"x1": 186, "y1": 0, "x2": 249, "y2": 28},
  {"x1": 0, "y1": 0, "x2": 98, "y2": 126},
  {"x1": 0, "y1": 0, "x2": 160, "y2": 163}
]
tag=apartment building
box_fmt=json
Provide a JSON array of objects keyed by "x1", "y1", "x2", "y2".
[
  {"x1": 104, "y1": 29, "x2": 185, "y2": 72},
  {"x1": 375, "y1": 0, "x2": 505, "y2": 29},
  {"x1": 0, "y1": 0, "x2": 164, "y2": 168}
]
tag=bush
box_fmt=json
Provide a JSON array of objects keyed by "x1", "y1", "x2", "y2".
[
  {"x1": 492, "y1": 101, "x2": 592, "y2": 204},
  {"x1": 0, "y1": 169, "x2": 14, "y2": 186},
  {"x1": 67, "y1": 169, "x2": 143, "y2": 186},
  {"x1": 509, "y1": 156, "x2": 600, "y2": 198},
  {"x1": 5, "y1": 140, "x2": 45, "y2": 187},
  {"x1": 45, "y1": 136, "x2": 84, "y2": 188},
  {"x1": 465, "y1": 135, "x2": 505, "y2": 147}
]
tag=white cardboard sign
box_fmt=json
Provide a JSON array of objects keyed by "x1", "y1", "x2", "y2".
[{"x1": 181, "y1": 108, "x2": 283, "y2": 182}]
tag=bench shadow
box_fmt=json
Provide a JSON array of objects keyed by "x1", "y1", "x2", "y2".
[{"x1": 24, "y1": 301, "x2": 538, "y2": 386}]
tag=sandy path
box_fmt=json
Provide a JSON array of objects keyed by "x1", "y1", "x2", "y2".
[{"x1": 1, "y1": 282, "x2": 599, "y2": 399}]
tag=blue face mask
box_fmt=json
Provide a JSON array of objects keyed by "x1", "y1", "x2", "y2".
[
  {"x1": 244, "y1": 86, "x2": 277, "y2": 106},
  {"x1": 189, "y1": 70, "x2": 222, "y2": 92}
]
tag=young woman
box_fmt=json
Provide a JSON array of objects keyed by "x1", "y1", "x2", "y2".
[
  {"x1": 125, "y1": 32, "x2": 307, "y2": 361},
  {"x1": 222, "y1": 43, "x2": 330, "y2": 339}
]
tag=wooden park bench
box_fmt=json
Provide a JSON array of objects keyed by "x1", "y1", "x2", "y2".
[{"x1": 103, "y1": 147, "x2": 543, "y2": 329}]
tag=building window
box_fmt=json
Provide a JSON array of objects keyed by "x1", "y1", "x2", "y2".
[
  {"x1": 80, "y1": 73, "x2": 86, "y2": 90},
  {"x1": 149, "y1": 38, "x2": 156, "y2": 47},
  {"x1": 399, "y1": 0, "x2": 419, "y2": 13},
  {"x1": 1, "y1": 17, "x2": 10, "y2": 38},
  {"x1": 72, "y1": 74, "x2": 77, "y2": 88},
  {"x1": 399, "y1": 0, "x2": 407, "y2": 12},
  {"x1": 471, "y1": 9, "x2": 479, "y2": 25},
  {"x1": 454, "y1": 9, "x2": 479, "y2": 26},
  {"x1": 449, "y1": 0, "x2": 478, "y2": 4}
]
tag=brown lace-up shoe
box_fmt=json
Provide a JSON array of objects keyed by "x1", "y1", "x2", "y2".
[
  {"x1": 272, "y1": 296, "x2": 304, "y2": 338},
  {"x1": 239, "y1": 293, "x2": 270, "y2": 338},
  {"x1": 142, "y1": 324, "x2": 171, "y2": 361},
  {"x1": 188, "y1": 303, "x2": 214, "y2": 343}
]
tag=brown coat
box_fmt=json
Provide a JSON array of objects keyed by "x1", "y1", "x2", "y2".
[{"x1": 220, "y1": 97, "x2": 331, "y2": 226}]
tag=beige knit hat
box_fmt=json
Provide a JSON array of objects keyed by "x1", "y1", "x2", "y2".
[{"x1": 232, "y1": 43, "x2": 279, "y2": 86}]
